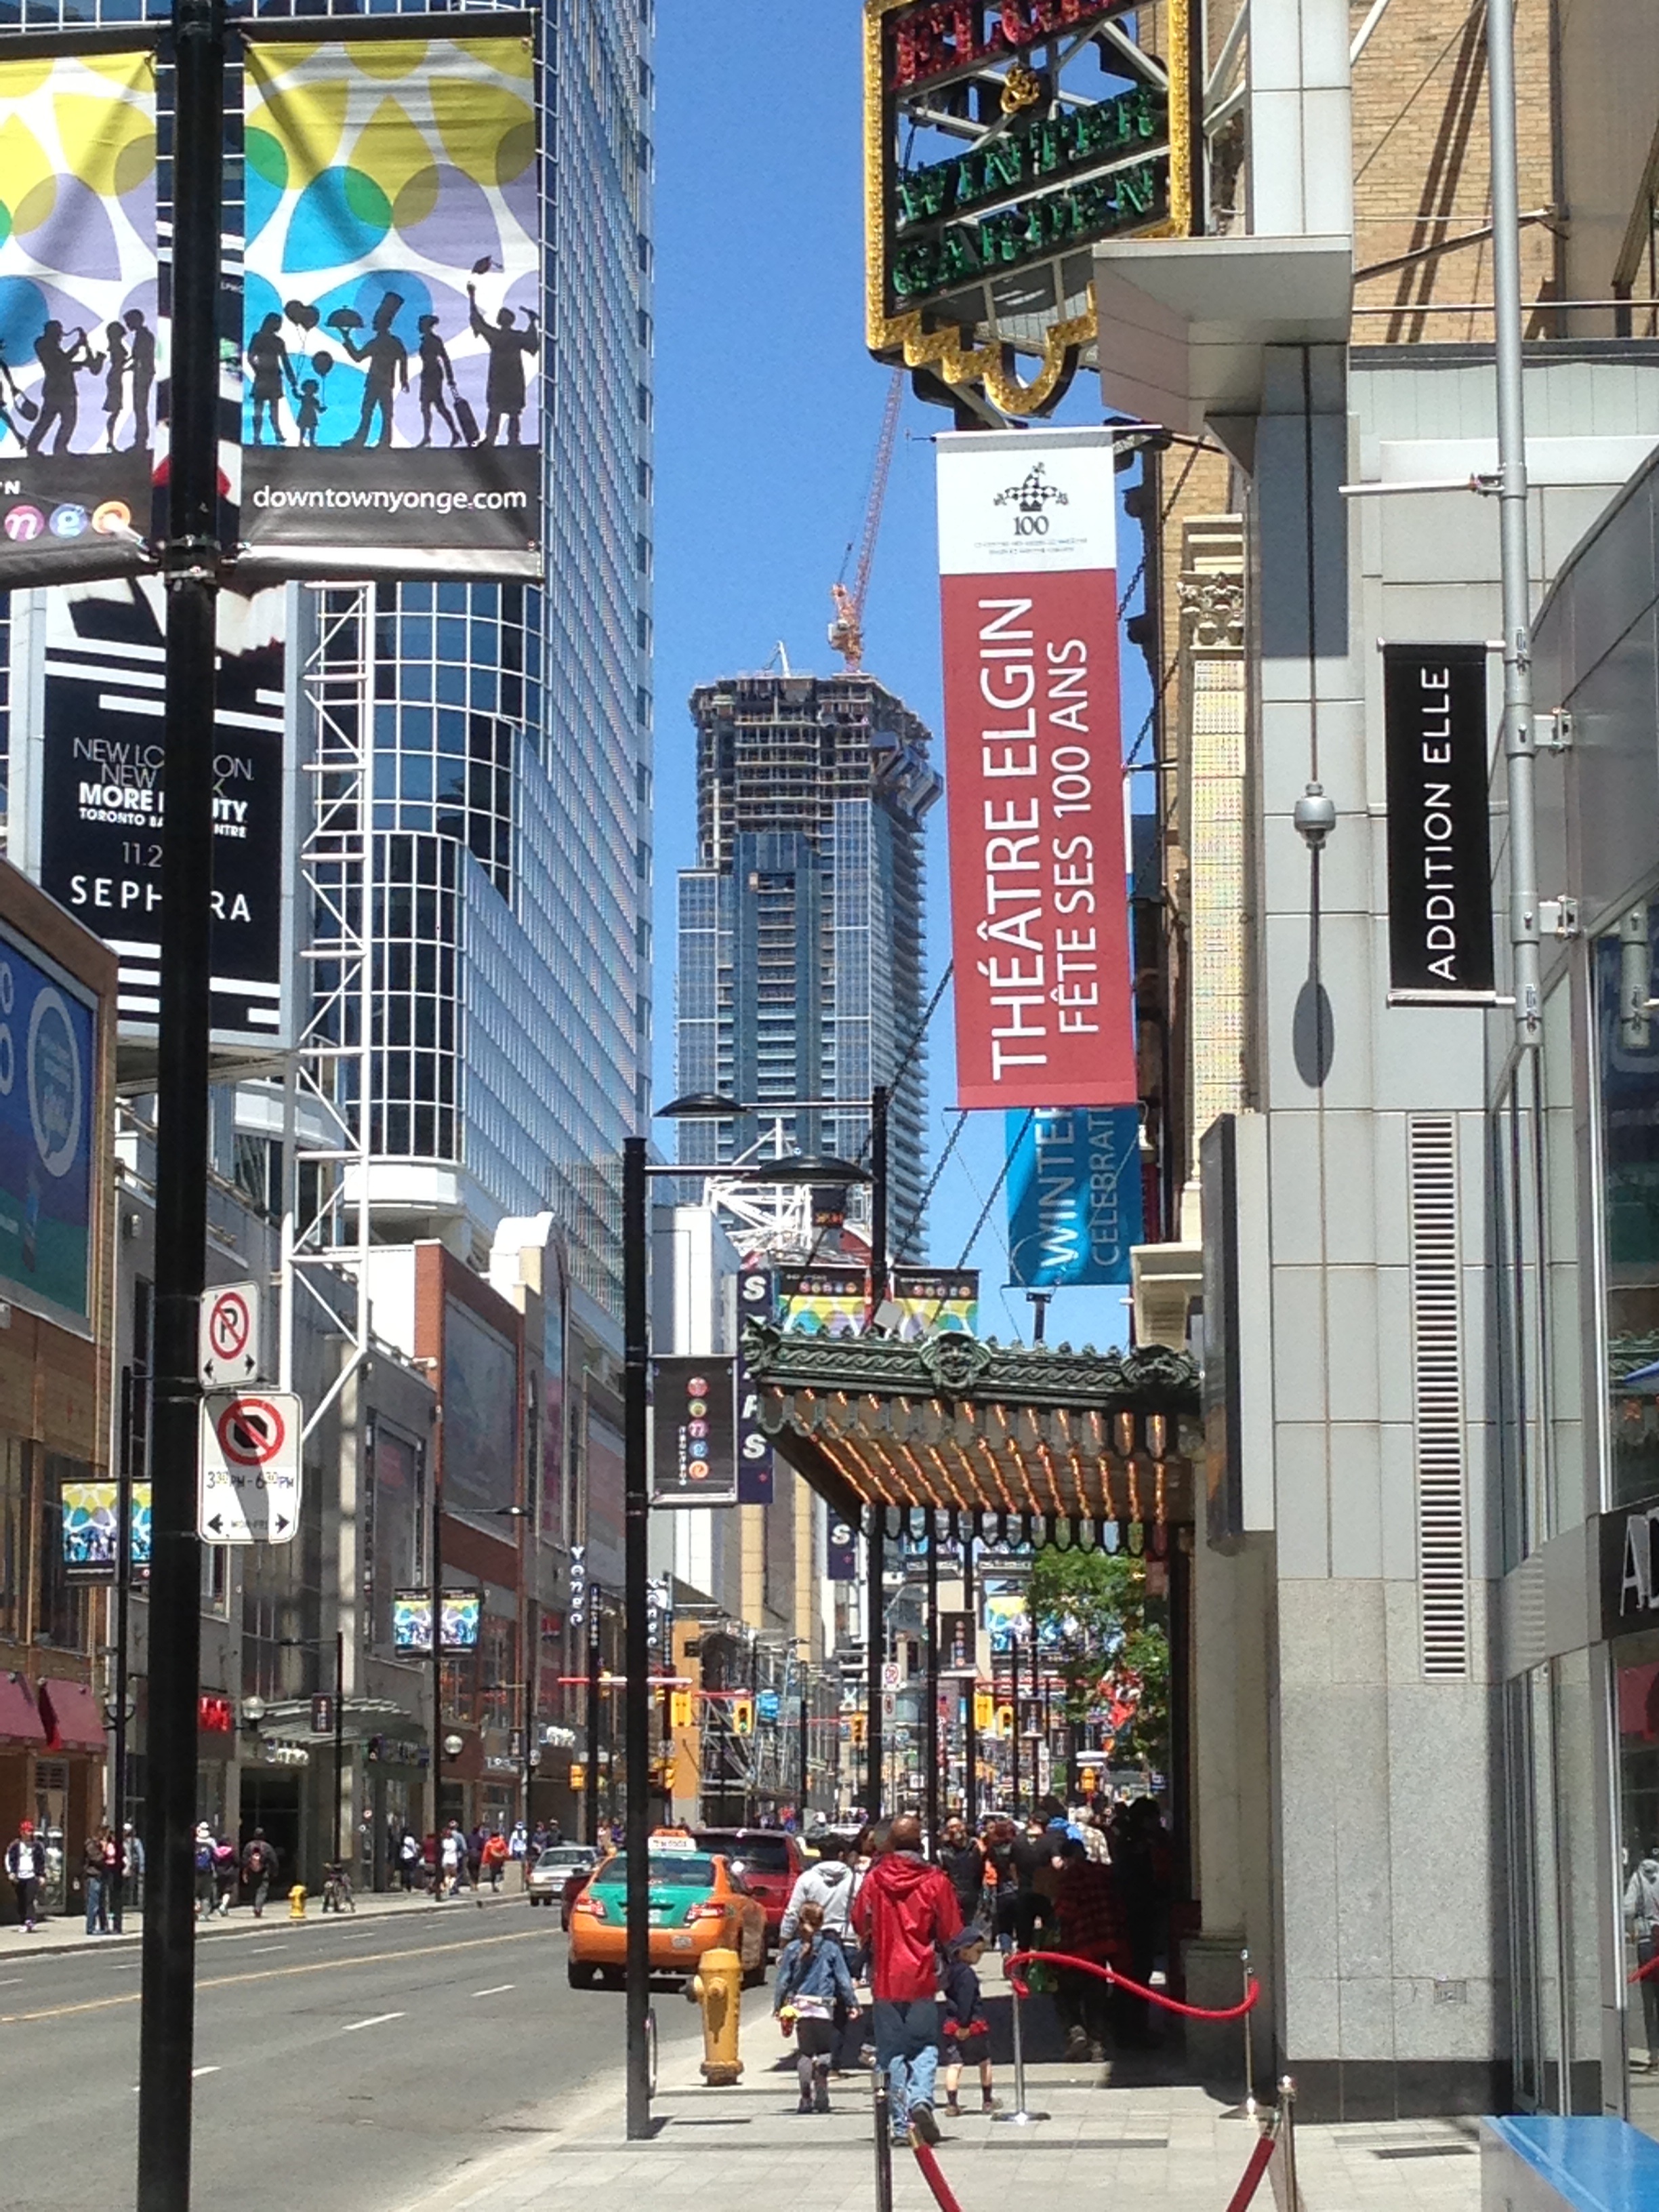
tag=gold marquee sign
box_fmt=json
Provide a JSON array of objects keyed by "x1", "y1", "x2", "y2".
[{"x1": 864, "y1": 0, "x2": 1192, "y2": 417}]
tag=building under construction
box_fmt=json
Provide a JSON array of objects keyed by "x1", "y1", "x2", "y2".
[{"x1": 674, "y1": 670, "x2": 939, "y2": 1252}]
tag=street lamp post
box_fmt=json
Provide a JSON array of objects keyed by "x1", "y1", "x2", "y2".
[{"x1": 584, "y1": 1581, "x2": 602, "y2": 1849}]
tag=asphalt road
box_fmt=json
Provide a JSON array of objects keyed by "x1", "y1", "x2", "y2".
[{"x1": 0, "y1": 1902, "x2": 708, "y2": 2212}]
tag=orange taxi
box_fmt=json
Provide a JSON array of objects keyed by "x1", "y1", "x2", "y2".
[{"x1": 566, "y1": 1836, "x2": 767, "y2": 1988}]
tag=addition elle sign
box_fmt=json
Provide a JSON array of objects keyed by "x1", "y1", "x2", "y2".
[
  {"x1": 1382, "y1": 644, "x2": 1495, "y2": 1004},
  {"x1": 1601, "y1": 1494, "x2": 1659, "y2": 1641}
]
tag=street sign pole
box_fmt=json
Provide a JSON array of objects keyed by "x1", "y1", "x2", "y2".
[{"x1": 137, "y1": 0, "x2": 224, "y2": 2196}]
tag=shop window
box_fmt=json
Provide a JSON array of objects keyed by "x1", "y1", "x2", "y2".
[
  {"x1": 1599, "y1": 916, "x2": 1659, "y2": 1504},
  {"x1": 1617, "y1": 1630, "x2": 1659, "y2": 2138}
]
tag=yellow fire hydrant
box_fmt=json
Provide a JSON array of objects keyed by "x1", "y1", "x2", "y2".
[
  {"x1": 691, "y1": 1946, "x2": 743, "y2": 2085},
  {"x1": 288, "y1": 1884, "x2": 308, "y2": 1921}
]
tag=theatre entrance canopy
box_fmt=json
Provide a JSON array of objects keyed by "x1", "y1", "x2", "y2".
[{"x1": 743, "y1": 1324, "x2": 1201, "y2": 1549}]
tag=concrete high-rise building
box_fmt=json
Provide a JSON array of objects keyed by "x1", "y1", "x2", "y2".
[{"x1": 674, "y1": 672, "x2": 939, "y2": 1251}]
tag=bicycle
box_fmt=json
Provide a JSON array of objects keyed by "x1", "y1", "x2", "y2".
[{"x1": 321, "y1": 1861, "x2": 356, "y2": 1913}]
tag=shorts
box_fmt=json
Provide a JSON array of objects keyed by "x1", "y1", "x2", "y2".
[
  {"x1": 946, "y1": 2028, "x2": 990, "y2": 2066},
  {"x1": 795, "y1": 2016, "x2": 837, "y2": 2060}
]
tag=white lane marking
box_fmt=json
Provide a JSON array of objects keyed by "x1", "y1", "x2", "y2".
[
  {"x1": 131, "y1": 2068, "x2": 220, "y2": 2091},
  {"x1": 342, "y1": 2011, "x2": 407, "y2": 2032},
  {"x1": 0, "y1": 1978, "x2": 22, "y2": 1987},
  {"x1": 472, "y1": 1984, "x2": 514, "y2": 1997},
  {"x1": 249, "y1": 1944, "x2": 285, "y2": 1954}
]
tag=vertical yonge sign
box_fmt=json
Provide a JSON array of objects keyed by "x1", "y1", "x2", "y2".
[{"x1": 865, "y1": 0, "x2": 1185, "y2": 417}]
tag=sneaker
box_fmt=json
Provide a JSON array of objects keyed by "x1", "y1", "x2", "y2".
[
  {"x1": 814, "y1": 2091, "x2": 832, "y2": 2114},
  {"x1": 981, "y1": 2096, "x2": 998, "y2": 2114},
  {"x1": 909, "y1": 2104, "x2": 941, "y2": 2148},
  {"x1": 943, "y1": 2099, "x2": 962, "y2": 2117},
  {"x1": 797, "y1": 2097, "x2": 813, "y2": 2114},
  {"x1": 1065, "y1": 2026, "x2": 1090, "y2": 2061}
]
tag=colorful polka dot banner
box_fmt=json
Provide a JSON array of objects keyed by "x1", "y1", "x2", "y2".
[
  {"x1": 239, "y1": 24, "x2": 541, "y2": 580},
  {"x1": 0, "y1": 45, "x2": 158, "y2": 584}
]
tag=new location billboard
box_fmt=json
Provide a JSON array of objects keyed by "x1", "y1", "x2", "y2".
[
  {"x1": 239, "y1": 20, "x2": 541, "y2": 580},
  {"x1": 21, "y1": 580, "x2": 291, "y2": 1054},
  {"x1": 0, "y1": 42, "x2": 159, "y2": 585},
  {"x1": 1006, "y1": 1106, "x2": 1143, "y2": 1287},
  {"x1": 937, "y1": 427, "x2": 1132, "y2": 1111}
]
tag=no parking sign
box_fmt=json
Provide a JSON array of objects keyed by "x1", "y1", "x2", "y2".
[{"x1": 198, "y1": 1390, "x2": 302, "y2": 1544}]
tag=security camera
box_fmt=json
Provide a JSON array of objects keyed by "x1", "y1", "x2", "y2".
[{"x1": 1293, "y1": 781, "x2": 1336, "y2": 851}]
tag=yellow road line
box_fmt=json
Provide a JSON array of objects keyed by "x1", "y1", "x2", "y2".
[{"x1": 0, "y1": 1927, "x2": 549, "y2": 2026}]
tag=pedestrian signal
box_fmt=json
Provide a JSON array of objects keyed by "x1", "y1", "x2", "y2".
[
  {"x1": 670, "y1": 1689, "x2": 693, "y2": 1728},
  {"x1": 1080, "y1": 1765, "x2": 1099, "y2": 1795},
  {"x1": 995, "y1": 1703, "x2": 1015, "y2": 1740},
  {"x1": 569, "y1": 1762, "x2": 586, "y2": 1790},
  {"x1": 974, "y1": 1690, "x2": 994, "y2": 1731},
  {"x1": 731, "y1": 1696, "x2": 754, "y2": 1737}
]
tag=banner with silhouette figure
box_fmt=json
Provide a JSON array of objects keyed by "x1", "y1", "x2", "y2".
[
  {"x1": 0, "y1": 42, "x2": 159, "y2": 584},
  {"x1": 239, "y1": 21, "x2": 541, "y2": 579}
]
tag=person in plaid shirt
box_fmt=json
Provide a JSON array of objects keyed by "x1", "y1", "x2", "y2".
[{"x1": 1052, "y1": 1836, "x2": 1132, "y2": 2062}]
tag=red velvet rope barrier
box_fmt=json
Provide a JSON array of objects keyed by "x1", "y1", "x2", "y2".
[
  {"x1": 1004, "y1": 1947, "x2": 1261, "y2": 2021},
  {"x1": 1222, "y1": 2123, "x2": 1279, "y2": 2212},
  {"x1": 911, "y1": 2138, "x2": 966, "y2": 2212},
  {"x1": 1629, "y1": 1949, "x2": 1659, "y2": 1986}
]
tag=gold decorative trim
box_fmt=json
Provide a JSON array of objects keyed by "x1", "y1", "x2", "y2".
[{"x1": 863, "y1": 0, "x2": 1193, "y2": 415}]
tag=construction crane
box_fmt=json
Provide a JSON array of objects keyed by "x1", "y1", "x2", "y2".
[{"x1": 828, "y1": 367, "x2": 905, "y2": 672}]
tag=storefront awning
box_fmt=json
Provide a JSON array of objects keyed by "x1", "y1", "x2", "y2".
[
  {"x1": 0, "y1": 1673, "x2": 47, "y2": 1748},
  {"x1": 744, "y1": 1325, "x2": 1201, "y2": 1542},
  {"x1": 38, "y1": 1677, "x2": 105, "y2": 1753}
]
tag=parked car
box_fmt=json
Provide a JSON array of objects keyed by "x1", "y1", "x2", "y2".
[
  {"x1": 566, "y1": 1841, "x2": 766, "y2": 1988},
  {"x1": 693, "y1": 1828, "x2": 806, "y2": 1951},
  {"x1": 526, "y1": 1842, "x2": 597, "y2": 1925}
]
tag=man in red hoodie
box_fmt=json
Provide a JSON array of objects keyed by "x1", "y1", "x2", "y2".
[{"x1": 851, "y1": 1814, "x2": 961, "y2": 2144}]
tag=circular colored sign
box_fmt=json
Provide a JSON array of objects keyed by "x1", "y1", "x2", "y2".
[
  {"x1": 217, "y1": 1397, "x2": 286, "y2": 1467},
  {"x1": 209, "y1": 1291, "x2": 251, "y2": 1361}
]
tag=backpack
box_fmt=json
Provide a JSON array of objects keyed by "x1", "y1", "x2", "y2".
[
  {"x1": 213, "y1": 1841, "x2": 235, "y2": 1872},
  {"x1": 194, "y1": 1843, "x2": 213, "y2": 1872}
]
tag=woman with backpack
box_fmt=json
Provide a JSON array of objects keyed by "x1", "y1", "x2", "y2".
[
  {"x1": 774, "y1": 1900, "x2": 859, "y2": 2114},
  {"x1": 192, "y1": 1824, "x2": 217, "y2": 1919},
  {"x1": 240, "y1": 1828, "x2": 279, "y2": 1917}
]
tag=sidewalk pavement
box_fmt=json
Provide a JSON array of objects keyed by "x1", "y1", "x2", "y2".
[
  {"x1": 416, "y1": 1973, "x2": 1485, "y2": 2212},
  {"x1": 0, "y1": 1872, "x2": 528, "y2": 1959}
]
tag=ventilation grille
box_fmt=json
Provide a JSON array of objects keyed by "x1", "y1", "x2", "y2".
[{"x1": 1408, "y1": 1117, "x2": 1469, "y2": 1678}]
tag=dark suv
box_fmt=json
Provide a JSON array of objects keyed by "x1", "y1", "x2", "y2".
[{"x1": 693, "y1": 1828, "x2": 805, "y2": 1952}]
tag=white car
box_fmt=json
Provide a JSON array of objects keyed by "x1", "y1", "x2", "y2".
[{"x1": 527, "y1": 1843, "x2": 597, "y2": 1923}]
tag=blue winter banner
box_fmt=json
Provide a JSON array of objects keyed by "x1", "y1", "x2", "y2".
[{"x1": 1005, "y1": 1107, "x2": 1143, "y2": 1288}]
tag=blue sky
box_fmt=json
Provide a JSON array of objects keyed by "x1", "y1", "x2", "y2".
[{"x1": 649, "y1": 5, "x2": 1151, "y2": 1349}]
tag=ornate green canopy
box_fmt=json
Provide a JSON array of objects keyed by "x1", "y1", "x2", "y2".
[{"x1": 742, "y1": 1324, "x2": 1202, "y2": 1543}]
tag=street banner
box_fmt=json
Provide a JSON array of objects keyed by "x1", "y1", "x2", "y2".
[
  {"x1": 0, "y1": 920, "x2": 96, "y2": 1329},
  {"x1": 1382, "y1": 642, "x2": 1495, "y2": 1002},
  {"x1": 651, "y1": 1354, "x2": 738, "y2": 1505},
  {"x1": 827, "y1": 1513, "x2": 859, "y2": 1581},
  {"x1": 239, "y1": 19, "x2": 540, "y2": 579},
  {"x1": 1006, "y1": 1105, "x2": 1143, "y2": 1287},
  {"x1": 24, "y1": 580, "x2": 292, "y2": 1055},
  {"x1": 392, "y1": 1588, "x2": 482, "y2": 1652},
  {"x1": 937, "y1": 426, "x2": 1133, "y2": 1109},
  {"x1": 61, "y1": 1479, "x2": 151, "y2": 1581},
  {"x1": 0, "y1": 41, "x2": 159, "y2": 585}
]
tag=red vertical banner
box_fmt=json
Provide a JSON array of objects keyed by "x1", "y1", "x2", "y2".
[{"x1": 936, "y1": 428, "x2": 1133, "y2": 1111}]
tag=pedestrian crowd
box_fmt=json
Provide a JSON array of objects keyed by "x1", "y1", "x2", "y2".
[{"x1": 771, "y1": 1793, "x2": 1172, "y2": 2137}]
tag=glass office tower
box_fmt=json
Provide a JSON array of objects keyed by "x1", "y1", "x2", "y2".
[
  {"x1": 1, "y1": 0, "x2": 655, "y2": 1317},
  {"x1": 676, "y1": 672, "x2": 939, "y2": 1252}
]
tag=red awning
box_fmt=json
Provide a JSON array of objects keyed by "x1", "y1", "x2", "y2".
[
  {"x1": 37, "y1": 1677, "x2": 104, "y2": 1753},
  {"x1": 0, "y1": 1673, "x2": 46, "y2": 1748}
]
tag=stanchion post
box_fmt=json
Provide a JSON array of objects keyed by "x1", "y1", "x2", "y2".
[
  {"x1": 1278, "y1": 2076, "x2": 1298, "y2": 2212},
  {"x1": 1241, "y1": 1946, "x2": 1256, "y2": 2118},
  {"x1": 991, "y1": 1975, "x2": 1050, "y2": 2126},
  {"x1": 874, "y1": 2074, "x2": 894, "y2": 2212}
]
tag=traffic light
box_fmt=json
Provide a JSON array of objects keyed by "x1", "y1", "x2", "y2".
[
  {"x1": 849, "y1": 1711, "x2": 867, "y2": 1747},
  {"x1": 974, "y1": 1690, "x2": 994, "y2": 1732},
  {"x1": 670, "y1": 1689, "x2": 693, "y2": 1729},
  {"x1": 1080, "y1": 1765, "x2": 1099, "y2": 1796},
  {"x1": 995, "y1": 1703, "x2": 1015, "y2": 1740},
  {"x1": 569, "y1": 1762, "x2": 586, "y2": 1791},
  {"x1": 731, "y1": 1696, "x2": 754, "y2": 1737}
]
